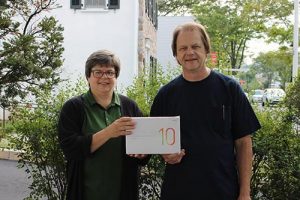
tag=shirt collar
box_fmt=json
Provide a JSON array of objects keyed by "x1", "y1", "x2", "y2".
[{"x1": 84, "y1": 90, "x2": 120, "y2": 107}]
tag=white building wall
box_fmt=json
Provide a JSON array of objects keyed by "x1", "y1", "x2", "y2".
[
  {"x1": 157, "y1": 16, "x2": 194, "y2": 70},
  {"x1": 50, "y1": 1, "x2": 139, "y2": 90}
]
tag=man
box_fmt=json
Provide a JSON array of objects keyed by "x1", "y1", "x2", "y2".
[{"x1": 150, "y1": 22, "x2": 261, "y2": 200}]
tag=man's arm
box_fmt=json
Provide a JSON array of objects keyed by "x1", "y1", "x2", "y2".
[{"x1": 235, "y1": 134, "x2": 253, "y2": 200}]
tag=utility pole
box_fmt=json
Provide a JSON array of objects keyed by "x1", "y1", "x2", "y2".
[{"x1": 292, "y1": 0, "x2": 299, "y2": 82}]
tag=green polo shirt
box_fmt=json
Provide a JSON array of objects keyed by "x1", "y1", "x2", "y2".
[{"x1": 82, "y1": 90, "x2": 123, "y2": 200}]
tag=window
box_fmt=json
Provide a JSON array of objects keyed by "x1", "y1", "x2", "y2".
[
  {"x1": 145, "y1": 0, "x2": 158, "y2": 29},
  {"x1": 85, "y1": 0, "x2": 106, "y2": 9},
  {"x1": 150, "y1": 56, "x2": 157, "y2": 81},
  {"x1": 71, "y1": 0, "x2": 120, "y2": 9}
]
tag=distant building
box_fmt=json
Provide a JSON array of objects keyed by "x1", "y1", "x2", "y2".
[
  {"x1": 157, "y1": 16, "x2": 195, "y2": 70},
  {"x1": 47, "y1": 0, "x2": 158, "y2": 89}
]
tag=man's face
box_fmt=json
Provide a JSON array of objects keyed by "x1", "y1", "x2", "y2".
[{"x1": 176, "y1": 29, "x2": 207, "y2": 73}]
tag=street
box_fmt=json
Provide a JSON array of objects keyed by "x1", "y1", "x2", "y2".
[{"x1": 0, "y1": 159, "x2": 31, "y2": 200}]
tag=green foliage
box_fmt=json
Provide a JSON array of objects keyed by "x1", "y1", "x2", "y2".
[
  {"x1": 157, "y1": 0, "x2": 199, "y2": 16},
  {"x1": 126, "y1": 64, "x2": 180, "y2": 116},
  {"x1": 8, "y1": 79, "x2": 88, "y2": 200},
  {"x1": 191, "y1": 0, "x2": 293, "y2": 70},
  {"x1": 285, "y1": 75, "x2": 300, "y2": 117},
  {"x1": 252, "y1": 108, "x2": 300, "y2": 200},
  {"x1": 126, "y1": 65, "x2": 180, "y2": 199},
  {"x1": 0, "y1": 0, "x2": 64, "y2": 106},
  {"x1": 238, "y1": 68, "x2": 263, "y2": 93},
  {"x1": 0, "y1": 1, "x2": 8, "y2": 12},
  {"x1": 266, "y1": 25, "x2": 293, "y2": 45},
  {"x1": 139, "y1": 155, "x2": 165, "y2": 200},
  {"x1": 252, "y1": 49, "x2": 292, "y2": 89}
]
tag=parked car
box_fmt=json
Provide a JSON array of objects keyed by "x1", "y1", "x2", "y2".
[
  {"x1": 262, "y1": 88, "x2": 286, "y2": 106},
  {"x1": 251, "y1": 89, "x2": 264, "y2": 103}
]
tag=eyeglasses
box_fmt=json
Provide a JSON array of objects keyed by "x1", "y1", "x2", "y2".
[{"x1": 91, "y1": 70, "x2": 116, "y2": 79}]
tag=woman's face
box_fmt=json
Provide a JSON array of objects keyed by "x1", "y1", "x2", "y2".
[{"x1": 87, "y1": 64, "x2": 117, "y2": 95}]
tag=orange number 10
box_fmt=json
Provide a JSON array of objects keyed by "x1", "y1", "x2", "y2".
[{"x1": 159, "y1": 128, "x2": 176, "y2": 145}]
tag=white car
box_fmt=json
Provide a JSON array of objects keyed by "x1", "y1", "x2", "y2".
[
  {"x1": 251, "y1": 89, "x2": 264, "y2": 103},
  {"x1": 262, "y1": 88, "x2": 286, "y2": 106}
]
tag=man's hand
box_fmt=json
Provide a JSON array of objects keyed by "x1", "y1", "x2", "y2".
[
  {"x1": 128, "y1": 154, "x2": 147, "y2": 159},
  {"x1": 162, "y1": 149, "x2": 185, "y2": 164}
]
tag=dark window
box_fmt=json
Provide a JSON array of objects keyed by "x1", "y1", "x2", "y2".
[
  {"x1": 70, "y1": 0, "x2": 82, "y2": 9},
  {"x1": 153, "y1": 1, "x2": 158, "y2": 29},
  {"x1": 145, "y1": 0, "x2": 148, "y2": 14},
  {"x1": 108, "y1": 0, "x2": 120, "y2": 9},
  {"x1": 150, "y1": 56, "x2": 157, "y2": 81},
  {"x1": 145, "y1": 0, "x2": 158, "y2": 29}
]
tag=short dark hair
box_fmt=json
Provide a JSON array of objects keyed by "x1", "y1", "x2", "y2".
[
  {"x1": 171, "y1": 22, "x2": 211, "y2": 57},
  {"x1": 85, "y1": 49, "x2": 120, "y2": 78}
]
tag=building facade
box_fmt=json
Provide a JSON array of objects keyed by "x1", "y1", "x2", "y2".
[
  {"x1": 51, "y1": 0, "x2": 157, "y2": 89},
  {"x1": 157, "y1": 16, "x2": 195, "y2": 70}
]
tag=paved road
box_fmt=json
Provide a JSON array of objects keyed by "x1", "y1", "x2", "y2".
[{"x1": 0, "y1": 159, "x2": 31, "y2": 200}]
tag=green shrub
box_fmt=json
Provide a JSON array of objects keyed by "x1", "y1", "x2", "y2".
[
  {"x1": 8, "y1": 79, "x2": 87, "y2": 200},
  {"x1": 252, "y1": 107, "x2": 300, "y2": 200},
  {"x1": 285, "y1": 75, "x2": 300, "y2": 132}
]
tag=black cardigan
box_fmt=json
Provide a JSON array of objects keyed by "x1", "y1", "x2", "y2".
[{"x1": 58, "y1": 94, "x2": 148, "y2": 200}]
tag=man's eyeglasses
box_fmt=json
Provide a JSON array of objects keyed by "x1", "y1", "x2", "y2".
[{"x1": 91, "y1": 70, "x2": 116, "y2": 79}]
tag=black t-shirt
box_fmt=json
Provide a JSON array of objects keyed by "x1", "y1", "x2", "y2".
[{"x1": 150, "y1": 71, "x2": 261, "y2": 200}]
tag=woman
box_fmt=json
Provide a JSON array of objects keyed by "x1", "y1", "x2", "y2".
[{"x1": 58, "y1": 50, "x2": 147, "y2": 200}]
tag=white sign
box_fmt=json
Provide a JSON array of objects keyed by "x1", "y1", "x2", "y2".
[{"x1": 126, "y1": 116, "x2": 181, "y2": 154}]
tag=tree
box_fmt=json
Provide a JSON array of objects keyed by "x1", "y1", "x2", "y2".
[
  {"x1": 0, "y1": 0, "x2": 64, "y2": 105},
  {"x1": 8, "y1": 79, "x2": 87, "y2": 199},
  {"x1": 126, "y1": 64, "x2": 180, "y2": 116},
  {"x1": 157, "y1": 0, "x2": 199, "y2": 16},
  {"x1": 252, "y1": 48, "x2": 292, "y2": 89},
  {"x1": 191, "y1": 0, "x2": 293, "y2": 70},
  {"x1": 157, "y1": 0, "x2": 293, "y2": 71},
  {"x1": 237, "y1": 67, "x2": 262, "y2": 92}
]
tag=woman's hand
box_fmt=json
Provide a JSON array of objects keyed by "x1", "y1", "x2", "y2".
[
  {"x1": 90, "y1": 117, "x2": 135, "y2": 152},
  {"x1": 106, "y1": 117, "x2": 136, "y2": 138},
  {"x1": 162, "y1": 149, "x2": 185, "y2": 164}
]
